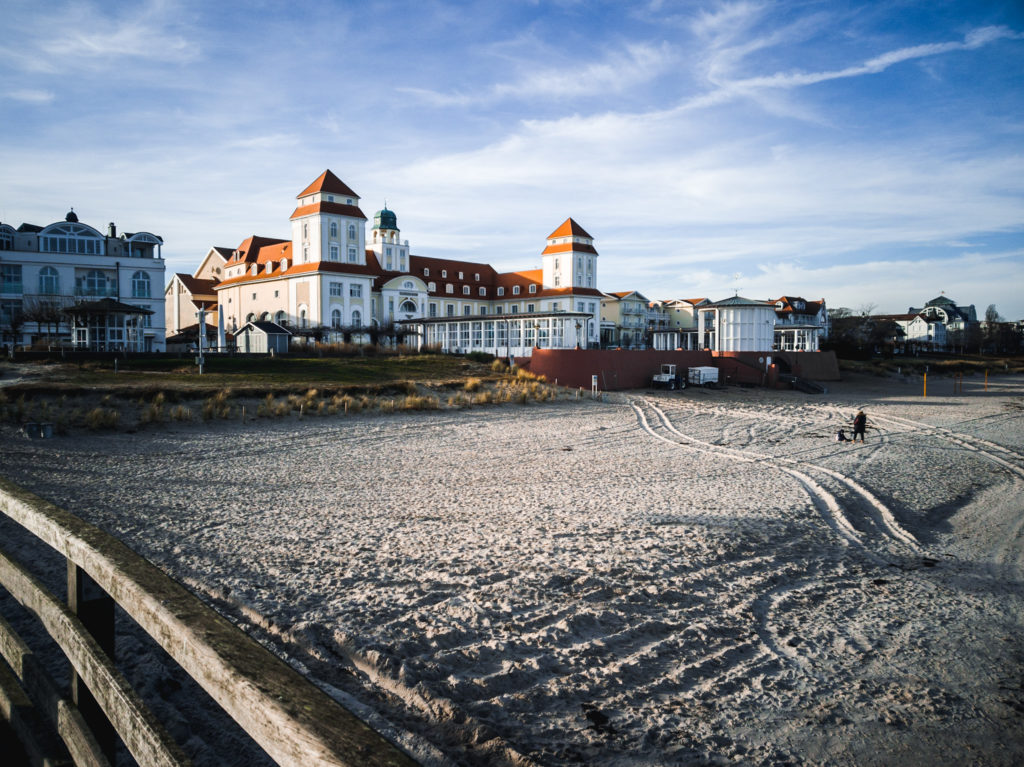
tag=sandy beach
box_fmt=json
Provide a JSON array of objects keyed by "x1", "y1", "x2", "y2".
[{"x1": 1, "y1": 373, "x2": 1022, "y2": 766}]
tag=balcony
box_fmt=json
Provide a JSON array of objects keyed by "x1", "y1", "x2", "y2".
[{"x1": 74, "y1": 285, "x2": 119, "y2": 298}]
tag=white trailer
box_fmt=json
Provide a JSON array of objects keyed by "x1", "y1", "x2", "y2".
[{"x1": 688, "y1": 366, "x2": 719, "y2": 387}]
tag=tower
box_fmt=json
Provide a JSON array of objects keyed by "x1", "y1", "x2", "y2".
[
  {"x1": 289, "y1": 170, "x2": 367, "y2": 265},
  {"x1": 541, "y1": 218, "x2": 597, "y2": 290},
  {"x1": 370, "y1": 205, "x2": 410, "y2": 272}
]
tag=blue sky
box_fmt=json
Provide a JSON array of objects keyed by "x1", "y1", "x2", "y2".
[{"x1": 2, "y1": 0, "x2": 1023, "y2": 318}]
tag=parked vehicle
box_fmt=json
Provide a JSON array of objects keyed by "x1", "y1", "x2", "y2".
[
  {"x1": 652, "y1": 364, "x2": 685, "y2": 390},
  {"x1": 687, "y1": 366, "x2": 719, "y2": 387}
]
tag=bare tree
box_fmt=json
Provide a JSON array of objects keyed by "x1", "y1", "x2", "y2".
[{"x1": 857, "y1": 302, "x2": 878, "y2": 317}]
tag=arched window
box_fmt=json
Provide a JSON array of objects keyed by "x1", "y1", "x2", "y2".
[
  {"x1": 351, "y1": 310, "x2": 361, "y2": 328},
  {"x1": 40, "y1": 222, "x2": 104, "y2": 255},
  {"x1": 131, "y1": 271, "x2": 150, "y2": 298},
  {"x1": 399, "y1": 300, "x2": 416, "y2": 314},
  {"x1": 260, "y1": 311, "x2": 270, "y2": 321},
  {"x1": 38, "y1": 266, "x2": 59, "y2": 294},
  {"x1": 332, "y1": 309, "x2": 341, "y2": 328},
  {"x1": 275, "y1": 311, "x2": 287, "y2": 325},
  {"x1": 347, "y1": 224, "x2": 356, "y2": 240},
  {"x1": 84, "y1": 270, "x2": 108, "y2": 296},
  {"x1": 330, "y1": 221, "x2": 338, "y2": 238},
  {"x1": 246, "y1": 313, "x2": 256, "y2": 323},
  {"x1": 300, "y1": 308, "x2": 307, "y2": 328}
]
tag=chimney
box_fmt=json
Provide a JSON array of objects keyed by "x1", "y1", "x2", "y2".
[{"x1": 108, "y1": 222, "x2": 117, "y2": 237}]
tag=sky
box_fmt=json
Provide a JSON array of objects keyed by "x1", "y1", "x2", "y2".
[{"x1": 2, "y1": 0, "x2": 1023, "y2": 318}]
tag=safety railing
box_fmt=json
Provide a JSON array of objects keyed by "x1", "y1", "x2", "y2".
[{"x1": 0, "y1": 477, "x2": 418, "y2": 767}]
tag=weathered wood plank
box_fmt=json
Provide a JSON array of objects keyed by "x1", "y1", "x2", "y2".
[
  {"x1": 0, "y1": 611, "x2": 112, "y2": 767},
  {"x1": 0, "y1": 652, "x2": 73, "y2": 767},
  {"x1": 0, "y1": 550, "x2": 191, "y2": 767},
  {"x1": 0, "y1": 477, "x2": 419, "y2": 767}
]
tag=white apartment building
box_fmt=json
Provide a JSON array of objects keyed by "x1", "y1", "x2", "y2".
[{"x1": 0, "y1": 211, "x2": 165, "y2": 351}]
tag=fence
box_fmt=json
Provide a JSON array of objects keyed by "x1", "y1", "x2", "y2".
[{"x1": 0, "y1": 477, "x2": 418, "y2": 767}]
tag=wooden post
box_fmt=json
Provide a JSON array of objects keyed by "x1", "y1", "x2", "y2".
[
  {"x1": 985, "y1": 369, "x2": 988, "y2": 391},
  {"x1": 67, "y1": 562, "x2": 117, "y2": 763},
  {"x1": 923, "y1": 372, "x2": 927, "y2": 398}
]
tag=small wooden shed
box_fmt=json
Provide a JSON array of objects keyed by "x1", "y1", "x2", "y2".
[{"x1": 235, "y1": 321, "x2": 291, "y2": 354}]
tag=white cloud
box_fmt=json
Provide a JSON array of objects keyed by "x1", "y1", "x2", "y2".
[{"x1": 3, "y1": 89, "x2": 55, "y2": 103}]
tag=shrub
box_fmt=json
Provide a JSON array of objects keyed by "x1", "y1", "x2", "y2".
[
  {"x1": 85, "y1": 407, "x2": 119, "y2": 430},
  {"x1": 401, "y1": 394, "x2": 440, "y2": 410},
  {"x1": 170, "y1": 405, "x2": 192, "y2": 421},
  {"x1": 466, "y1": 351, "x2": 494, "y2": 363},
  {"x1": 464, "y1": 377, "x2": 482, "y2": 392},
  {"x1": 490, "y1": 358, "x2": 508, "y2": 373}
]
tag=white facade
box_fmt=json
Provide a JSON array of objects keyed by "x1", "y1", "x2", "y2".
[
  {"x1": 1, "y1": 212, "x2": 165, "y2": 351},
  {"x1": 208, "y1": 170, "x2": 605, "y2": 355},
  {"x1": 699, "y1": 297, "x2": 776, "y2": 352}
]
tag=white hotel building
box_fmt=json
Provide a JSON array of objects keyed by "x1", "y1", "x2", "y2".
[
  {"x1": 1, "y1": 211, "x2": 165, "y2": 351},
  {"x1": 202, "y1": 170, "x2": 604, "y2": 355}
]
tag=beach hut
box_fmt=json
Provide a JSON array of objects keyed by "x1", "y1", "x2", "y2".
[{"x1": 235, "y1": 320, "x2": 291, "y2": 354}]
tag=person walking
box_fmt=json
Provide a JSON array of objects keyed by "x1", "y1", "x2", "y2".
[{"x1": 852, "y1": 410, "x2": 867, "y2": 442}]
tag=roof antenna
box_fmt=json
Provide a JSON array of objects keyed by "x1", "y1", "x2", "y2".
[{"x1": 732, "y1": 272, "x2": 742, "y2": 296}]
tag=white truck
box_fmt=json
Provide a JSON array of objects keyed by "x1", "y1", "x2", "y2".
[
  {"x1": 688, "y1": 366, "x2": 719, "y2": 387},
  {"x1": 651, "y1": 364, "x2": 685, "y2": 390}
]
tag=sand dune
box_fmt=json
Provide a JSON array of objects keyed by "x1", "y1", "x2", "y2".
[{"x1": 1, "y1": 373, "x2": 1022, "y2": 766}]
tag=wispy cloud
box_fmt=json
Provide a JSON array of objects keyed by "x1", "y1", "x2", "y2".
[
  {"x1": 0, "y1": 0, "x2": 200, "y2": 74},
  {"x1": 400, "y1": 42, "x2": 675, "y2": 106},
  {"x1": 3, "y1": 89, "x2": 55, "y2": 104}
]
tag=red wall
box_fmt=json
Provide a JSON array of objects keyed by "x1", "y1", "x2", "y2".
[
  {"x1": 521, "y1": 348, "x2": 840, "y2": 389},
  {"x1": 524, "y1": 349, "x2": 713, "y2": 389}
]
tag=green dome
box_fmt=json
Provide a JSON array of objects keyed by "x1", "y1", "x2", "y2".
[{"x1": 373, "y1": 207, "x2": 398, "y2": 231}]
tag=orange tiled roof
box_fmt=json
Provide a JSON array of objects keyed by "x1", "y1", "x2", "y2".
[
  {"x1": 223, "y1": 235, "x2": 290, "y2": 267},
  {"x1": 546, "y1": 218, "x2": 593, "y2": 240},
  {"x1": 541, "y1": 241, "x2": 598, "y2": 255},
  {"x1": 297, "y1": 170, "x2": 359, "y2": 199},
  {"x1": 290, "y1": 201, "x2": 367, "y2": 220},
  {"x1": 176, "y1": 273, "x2": 218, "y2": 296}
]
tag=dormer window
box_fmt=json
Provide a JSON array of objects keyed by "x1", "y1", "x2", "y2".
[
  {"x1": 441, "y1": 269, "x2": 447, "y2": 278},
  {"x1": 327, "y1": 195, "x2": 334, "y2": 202},
  {"x1": 512, "y1": 285, "x2": 520, "y2": 295},
  {"x1": 458, "y1": 272, "x2": 464, "y2": 279},
  {"x1": 446, "y1": 284, "x2": 453, "y2": 294},
  {"x1": 346, "y1": 198, "x2": 353, "y2": 205},
  {"x1": 478, "y1": 287, "x2": 486, "y2": 296},
  {"x1": 776, "y1": 301, "x2": 784, "y2": 309},
  {"x1": 529, "y1": 284, "x2": 537, "y2": 294},
  {"x1": 474, "y1": 273, "x2": 480, "y2": 281},
  {"x1": 423, "y1": 268, "x2": 429, "y2": 276},
  {"x1": 462, "y1": 285, "x2": 470, "y2": 295},
  {"x1": 428, "y1": 281, "x2": 436, "y2": 291},
  {"x1": 497, "y1": 286, "x2": 504, "y2": 296}
]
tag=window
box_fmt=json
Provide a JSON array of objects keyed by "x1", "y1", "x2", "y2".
[
  {"x1": 330, "y1": 282, "x2": 343, "y2": 297},
  {"x1": 441, "y1": 269, "x2": 447, "y2": 278},
  {"x1": 512, "y1": 285, "x2": 520, "y2": 295},
  {"x1": 303, "y1": 223, "x2": 308, "y2": 240},
  {"x1": 300, "y1": 309, "x2": 307, "y2": 328},
  {"x1": 274, "y1": 290, "x2": 279, "y2": 298},
  {"x1": 458, "y1": 272, "x2": 464, "y2": 279},
  {"x1": 1, "y1": 300, "x2": 22, "y2": 327},
  {"x1": 2, "y1": 264, "x2": 23, "y2": 293},
  {"x1": 303, "y1": 246, "x2": 309, "y2": 261},
  {"x1": 330, "y1": 222, "x2": 338, "y2": 238},
  {"x1": 429, "y1": 302, "x2": 438, "y2": 317},
  {"x1": 446, "y1": 284, "x2": 454, "y2": 294},
  {"x1": 0, "y1": 227, "x2": 13, "y2": 251},
  {"x1": 134, "y1": 305, "x2": 153, "y2": 327},
  {"x1": 474, "y1": 273, "x2": 480, "y2": 281},
  {"x1": 38, "y1": 266, "x2": 59, "y2": 294},
  {"x1": 327, "y1": 195, "x2": 334, "y2": 203},
  {"x1": 332, "y1": 309, "x2": 341, "y2": 328},
  {"x1": 463, "y1": 305, "x2": 471, "y2": 316},
  {"x1": 330, "y1": 245, "x2": 339, "y2": 260},
  {"x1": 40, "y1": 223, "x2": 103, "y2": 255},
  {"x1": 497, "y1": 286, "x2": 504, "y2": 296},
  {"x1": 252, "y1": 292, "x2": 257, "y2": 300},
  {"x1": 479, "y1": 306, "x2": 487, "y2": 316},
  {"x1": 260, "y1": 311, "x2": 270, "y2": 321},
  {"x1": 510, "y1": 305, "x2": 519, "y2": 314},
  {"x1": 462, "y1": 286, "x2": 470, "y2": 295},
  {"x1": 348, "y1": 224, "x2": 356, "y2": 240},
  {"x1": 350, "y1": 284, "x2": 362, "y2": 298},
  {"x1": 428, "y1": 281, "x2": 436, "y2": 291},
  {"x1": 403, "y1": 281, "x2": 414, "y2": 289},
  {"x1": 495, "y1": 305, "x2": 503, "y2": 314},
  {"x1": 246, "y1": 313, "x2": 255, "y2": 323},
  {"x1": 351, "y1": 310, "x2": 361, "y2": 328},
  {"x1": 348, "y1": 247, "x2": 357, "y2": 262},
  {"x1": 423, "y1": 268, "x2": 430, "y2": 276},
  {"x1": 275, "y1": 311, "x2": 286, "y2": 324},
  {"x1": 478, "y1": 287, "x2": 486, "y2": 296},
  {"x1": 554, "y1": 275, "x2": 560, "y2": 287},
  {"x1": 446, "y1": 304, "x2": 455, "y2": 317},
  {"x1": 131, "y1": 271, "x2": 151, "y2": 298},
  {"x1": 400, "y1": 300, "x2": 416, "y2": 314},
  {"x1": 527, "y1": 303, "x2": 535, "y2": 313},
  {"x1": 529, "y1": 284, "x2": 537, "y2": 294}
]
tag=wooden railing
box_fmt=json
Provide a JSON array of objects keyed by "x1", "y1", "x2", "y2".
[{"x1": 0, "y1": 477, "x2": 419, "y2": 767}]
